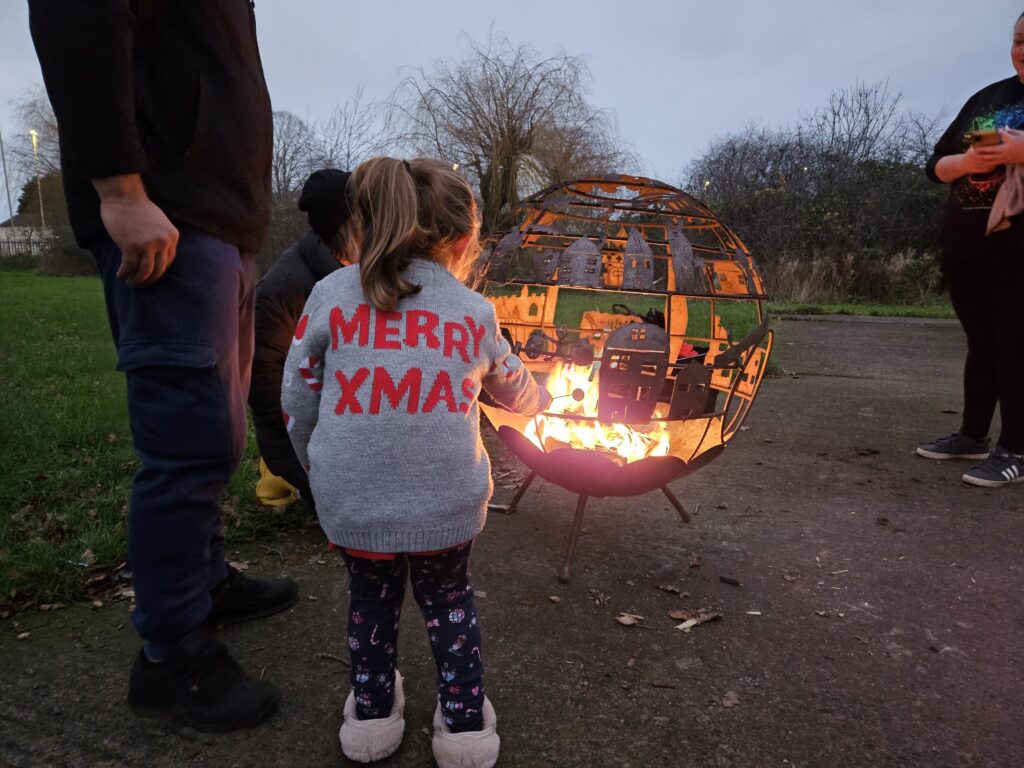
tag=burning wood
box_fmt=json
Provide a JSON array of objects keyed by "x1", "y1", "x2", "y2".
[{"x1": 523, "y1": 360, "x2": 670, "y2": 464}]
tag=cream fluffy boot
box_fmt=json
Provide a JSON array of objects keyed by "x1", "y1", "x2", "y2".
[
  {"x1": 431, "y1": 695, "x2": 500, "y2": 768},
  {"x1": 338, "y1": 671, "x2": 405, "y2": 763}
]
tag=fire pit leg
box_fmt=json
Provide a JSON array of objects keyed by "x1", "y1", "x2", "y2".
[
  {"x1": 660, "y1": 485, "x2": 690, "y2": 524},
  {"x1": 507, "y1": 471, "x2": 538, "y2": 513},
  {"x1": 559, "y1": 494, "x2": 589, "y2": 584}
]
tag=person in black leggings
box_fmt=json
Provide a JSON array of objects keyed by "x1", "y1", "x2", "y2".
[{"x1": 916, "y1": 12, "x2": 1024, "y2": 488}]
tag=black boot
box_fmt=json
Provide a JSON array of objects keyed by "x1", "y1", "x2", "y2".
[
  {"x1": 206, "y1": 565, "x2": 298, "y2": 628},
  {"x1": 128, "y1": 630, "x2": 279, "y2": 731}
]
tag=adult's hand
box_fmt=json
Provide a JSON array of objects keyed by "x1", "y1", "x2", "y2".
[
  {"x1": 93, "y1": 174, "x2": 179, "y2": 288},
  {"x1": 973, "y1": 129, "x2": 1024, "y2": 166},
  {"x1": 934, "y1": 147, "x2": 1002, "y2": 182}
]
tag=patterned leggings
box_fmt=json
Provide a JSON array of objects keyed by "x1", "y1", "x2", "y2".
[{"x1": 341, "y1": 542, "x2": 485, "y2": 732}]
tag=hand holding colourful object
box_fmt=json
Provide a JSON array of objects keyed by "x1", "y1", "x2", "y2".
[{"x1": 974, "y1": 127, "x2": 1024, "y2": 166}]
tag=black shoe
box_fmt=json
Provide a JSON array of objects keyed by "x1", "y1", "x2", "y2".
[
  {"x1": 128, "y1": 630, "x2": 279, "y2": 731},
  {"x1": 206, "y1": 565, "x2": 298, "y2": 628}
]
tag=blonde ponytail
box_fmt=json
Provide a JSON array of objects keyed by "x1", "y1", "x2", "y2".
[{"x1": 352, "y1": 157, "x2": 479, "y2": 311}]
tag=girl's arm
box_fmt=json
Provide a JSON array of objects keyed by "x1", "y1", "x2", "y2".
[
  {"x1": 281, "y1": 286, "x2": 329, "y2": 470},
  {"x1": 480, "y1": 309, "x2": 551, "y2": 415}
]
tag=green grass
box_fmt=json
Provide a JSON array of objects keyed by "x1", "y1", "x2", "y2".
[
  {"x1": 0, "y1": 271, "x2": 289, "y2": 606},
  {"x1": 767, "y1": 297, "x2": 955, "y2": 319}
]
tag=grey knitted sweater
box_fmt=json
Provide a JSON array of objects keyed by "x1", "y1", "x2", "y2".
[{"x1": 282, "y1": 258, "x2": 549, "y2": 552}]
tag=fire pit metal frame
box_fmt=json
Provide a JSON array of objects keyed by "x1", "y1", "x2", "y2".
[
  {"x1": 498, "y1": 320, "x2": 771, "y2": 582},
  {"x1": 481, "y1": 175, "x2": 773, "y2": 582}
]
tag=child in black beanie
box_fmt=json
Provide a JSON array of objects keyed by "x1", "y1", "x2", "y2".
[{"x1": 249, "y1": 169, "x2": 360, "y2": 511}]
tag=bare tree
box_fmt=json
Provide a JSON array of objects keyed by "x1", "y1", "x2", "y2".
[
  {"x1": 392, "y1": 33, "x2": 635, "y2": 233},
  {"x1": 315, "y1": 85, "x2": 390, "y2": 171},
  {"x1": 271, "y1": 110, "x2": 317, "y2": 198},
  {"x1": 684, "y1": 81, "x2": 946, "y2": 300},
  {"x1": 524, "y1": 110, "x2": 639, "y2": 188},
  {"x1": 9, "y1": 86, "x2": 62, "y2": 179}
]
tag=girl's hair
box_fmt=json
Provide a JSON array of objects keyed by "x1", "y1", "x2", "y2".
[
  {"x1": 352, "y1": 157, "x2": 479, "y2": 311},
  {"x1": 334, "y1": 211, "x2": 362, "y2": 266}
]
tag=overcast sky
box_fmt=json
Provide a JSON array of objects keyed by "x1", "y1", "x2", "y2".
[{"x1": 0, "y1": 0, "x2": 1019, "y2": 222}]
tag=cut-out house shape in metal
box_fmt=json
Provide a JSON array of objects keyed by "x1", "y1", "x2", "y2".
[{"x1": 478, "y1": 175, "x2": 773, "y2": 582}]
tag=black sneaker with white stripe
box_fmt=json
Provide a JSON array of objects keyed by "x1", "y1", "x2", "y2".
[
  {"x1": 916, "y1": 432, "x2": 990, "y2": 460},
  {"x1": 962, "y1": 447, "x2": 1024, "y2": 488}
]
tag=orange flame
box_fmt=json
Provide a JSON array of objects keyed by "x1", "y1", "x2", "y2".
[{"x1": 523, "y1": 361, "x2": 670, "y2": 464}]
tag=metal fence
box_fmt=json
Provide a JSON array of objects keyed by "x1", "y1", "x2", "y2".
[{"x1": 0, "y1": 235, "x2": 54, "y2": 258}]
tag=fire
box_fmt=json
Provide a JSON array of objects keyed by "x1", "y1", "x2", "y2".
[{"x1": 523, "y1": 361, "x2": 670, "y2": 463}]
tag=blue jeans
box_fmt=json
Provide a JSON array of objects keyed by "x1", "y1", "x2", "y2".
[{"x1": 93, "y1": 231, "x2": 254, "y2": 649}]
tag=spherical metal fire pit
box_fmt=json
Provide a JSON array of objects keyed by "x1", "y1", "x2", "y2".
[{"x1": 480, "y1": 175, "x2": 773, "y2": 582}]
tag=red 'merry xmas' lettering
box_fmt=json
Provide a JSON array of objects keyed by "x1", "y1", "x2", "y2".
[
  {"x1": 330, "y1": 304, "x2": 370, "y2": 349},
  {"x1": 374, "y1": 309, "x2": 402, "y2": 350},
  {"x1": 423, "y1": 370, "x2": 457, "y2": 413},
  {"x1": 465, "y1": 315, "x2": 486, "y2": 359},
  {"x1": 370, "y1": 367, "x2": 422, "y2": 414},
  {"x1": 335, "y1": 368, "x2": 370, "y2": 414},
  {"x1": 443, "y1": 322, "x2": 470, "y2": 363},
  {"x1": 406, "y1": 310, "x2": 441, "y2": 349}
]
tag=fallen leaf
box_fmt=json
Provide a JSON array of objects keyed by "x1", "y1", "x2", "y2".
[
  {"x1": 657, "y1": 584, "x2": 682, "y2": 595},
  {"x1": 626, "y1": 657, "x2": 637, "y2": 668},
  {"x1": 625, "y1": 579, "x2": 636, "y2": 586},
  {"x1": 39, "y1": 603, "x2": 66, "y2": 612},
  {"x1": 668, "y1": 609, "x2": 692, "y2": 621},
  {"x1": 689, "y1": 556, "x2": 702, "y2": 569},
  {"x1": 549, "y1": 595, "x2": 561, "y2": 604},
  {"x1": 673, "y1": 609, "x2": 722, "y2": 632},
  {"x1": 90, "y1": 599, "x2": 103, "y2": 609},
  {"x1": 80, "y1": 548, "x2": 96, "y2": 567},
  {"x1": 616, "y1": 613, "x2": 644, "y2": 626},
  {"x1": 475, "y1": 590, "x2": 487, "y2": 599},
  {"x1": 486, "y1": 503, "x2": 511, "y2": 513},
  {"x1": 721, "y1": 690, "x2": 740, "y2": 708},
  {"x1": 16, "y1": 632, "x2": 30, "y2": 641},
  {"x1": 228, "y1": 560, "x2": 250, "y2": 572},
  {"x1": 715, "y1": 502, "x2": 728, "y2": 510},
  {"x1": 782, "y1": 571, "x2": 800, "y2": 583}
]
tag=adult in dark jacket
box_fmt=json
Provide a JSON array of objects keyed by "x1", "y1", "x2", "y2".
[
  {"x1": 29, "y1": 0, "x2": 296, "y2": 731},
  {"x1": 251, "y1": 169, "x2": 356, "y2": 510},
  {"x1": 915, "y1": 12, "x2": 1024, "y2": 488}
]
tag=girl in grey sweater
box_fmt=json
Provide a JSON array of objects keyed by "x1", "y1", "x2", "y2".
[{"x1": 283, "y1": 157, "x2": 549, "y2": 767}]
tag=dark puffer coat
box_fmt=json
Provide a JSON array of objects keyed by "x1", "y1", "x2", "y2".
[{"x1": 250, "y1": 231, "x2": 340, "y2": 506}]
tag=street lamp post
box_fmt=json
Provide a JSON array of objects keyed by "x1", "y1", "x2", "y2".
[{"x1": 30, "y1": 129, "x2": 46, "y2": 233}]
